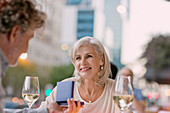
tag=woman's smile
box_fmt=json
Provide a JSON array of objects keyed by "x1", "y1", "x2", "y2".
[{"x1": 80, "y1": 67, "x2": 91, "y2": 72}]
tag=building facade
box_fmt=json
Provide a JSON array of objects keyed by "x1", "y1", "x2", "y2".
[{"x1": 28, "y1": 0, "x2": 67, "y2": 66}]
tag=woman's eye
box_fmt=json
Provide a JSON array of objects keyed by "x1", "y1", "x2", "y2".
[
  {"x1": 75, "y1": 57, "x2": 80, "y2": 60},
  {"x1": 87, "y1": 55, "x2": 93, "y2": 58}
]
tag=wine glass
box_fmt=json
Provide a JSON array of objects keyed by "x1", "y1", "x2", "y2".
[
  {"x1": 22, "y1": 76, "x2": 40, "y2": 108},
  {"x1": 113, "y1": 75, "x2": 134, "y2": 113}
]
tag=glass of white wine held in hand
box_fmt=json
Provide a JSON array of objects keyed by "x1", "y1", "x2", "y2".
[
  {"x1": 22, "y1": 76, "x2": 40, "y2": 108},
  {"x1": 113, "y1": 75, "x2": 134, "y2": 113}
]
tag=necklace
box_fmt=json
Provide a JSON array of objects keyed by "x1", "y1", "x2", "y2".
[{"x1": 79, "y1": 84, "x2": 105, "y2": 104}]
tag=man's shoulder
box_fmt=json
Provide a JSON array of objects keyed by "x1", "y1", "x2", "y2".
[
  {"x1": 133, "y1": 87, "x2": 144, "y2": 101},
  {"x1": 133, "y1": 87, "x2": 142, "y2": 93}
]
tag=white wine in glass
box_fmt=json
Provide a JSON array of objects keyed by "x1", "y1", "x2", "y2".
[
  {"x1": 113, "y1": 75, "x2": 133, "y2": 113},
  {"x1": 22, "y1": 76, "x2": 40, "y2": 108}
]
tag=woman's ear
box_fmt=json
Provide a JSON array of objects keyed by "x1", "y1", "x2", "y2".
[
  {"x1": 8, "y1": 25, "x2": 20, "y2": 43},
  {"x1": 100, "y1": 54, "x2": 105, "y2": 66}
]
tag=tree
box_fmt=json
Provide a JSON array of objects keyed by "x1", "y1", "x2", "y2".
[
  {"x1": 49, "y1": 64, "x2": 74, "y2": 86},
  {"x1": 3, "y1": 60, "x2": 39, "y2": 96},
  {"x1": 141, "y1": 34, "x2": 170, "y2": 84},
  {"x1": 2, "y1": 60, "x2": 52, "y2": 97}
]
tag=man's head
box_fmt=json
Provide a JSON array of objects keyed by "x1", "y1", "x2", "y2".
[
  {"x1": 0, "y1": 0, "x2": 46, "y2": 65},
  {"x1": 118, "y1": 67, "x2": 134, "y2": 79},
  {"x1": 110, "y1": 62, "x2": 118, "y2": 79}
]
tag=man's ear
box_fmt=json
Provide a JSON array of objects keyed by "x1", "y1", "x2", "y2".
[{"x1": 8, "y1": 25, "x2": 20, "y2": 43}]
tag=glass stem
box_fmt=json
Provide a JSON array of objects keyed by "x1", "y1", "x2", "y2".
[{"x1": 28, "y1": 103, "x2": 32, "y2": 108}]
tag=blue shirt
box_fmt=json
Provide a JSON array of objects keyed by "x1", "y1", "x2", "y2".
[
  {"x1": 0, "y1": 49, "x2": 8, "y2": 113},
  {"x1": 133, "y1": 87, "x2": 144, "y2": 101},
  {"x1": 0, "y1": 49, "x2": 9, "y2": 77}
]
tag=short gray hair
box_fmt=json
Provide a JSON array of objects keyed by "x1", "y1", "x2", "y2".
[
  {"x1": 70, "y1": 36, "x2": 111, "y2": 87},
  {"x1": 0, "y1": 0, "x2": 46, "y2": 33}
]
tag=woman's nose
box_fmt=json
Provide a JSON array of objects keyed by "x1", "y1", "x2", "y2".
[{"x1": 81, "y1": 58, "x2": 87, "y2": 65}]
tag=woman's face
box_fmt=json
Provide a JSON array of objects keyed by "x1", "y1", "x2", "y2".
[{"x1": 74, "y1": 44, "x2": 104, "y2": 79}]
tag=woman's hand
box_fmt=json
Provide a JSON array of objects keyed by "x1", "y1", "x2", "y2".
[{"x1": 47, "y1": 98, "x2": 83, "y2": 113}]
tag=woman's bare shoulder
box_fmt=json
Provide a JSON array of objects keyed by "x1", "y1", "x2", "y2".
[{"x1": 62, "y1": 77, "x2": 77, "y2": 82}]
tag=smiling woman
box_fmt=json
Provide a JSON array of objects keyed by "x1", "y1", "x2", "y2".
[
  {"x1": 40, "y1": 36, "x2": 123, "y2": 113},
  {"x1": 70, "y1": 37, "x2": 110, "y2": 87}
]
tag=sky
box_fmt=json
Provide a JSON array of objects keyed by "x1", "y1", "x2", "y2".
[{"x1": 121, "y1": 0, "x2": 170, "y2": 64}]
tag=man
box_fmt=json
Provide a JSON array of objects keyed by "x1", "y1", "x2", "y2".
[
  {"x1": 118, "y1": 67, "x2": 145, "y2": 113},
  {"x1": 109, "y1": 62, "x2": 118, "y2": 79},
  {"x1": 0, "y1": 0, "x2": 81, "y2": 113}
]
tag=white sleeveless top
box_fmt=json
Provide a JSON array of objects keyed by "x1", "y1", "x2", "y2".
[{"x1": 73, "y1": 78, "x2": 119, "y2": 113}]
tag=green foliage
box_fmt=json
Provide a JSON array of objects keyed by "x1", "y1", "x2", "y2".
[
  {"x1": 2, "y1": 60, "x2": 52, "y2": 97},
  {"x1": 49, "y1": 64, "x2": 74, "y2": 86},
  {"x1": 2, "y1": 61, "x2": 39, "y2": 96},
  {"x1": 142, "y1": 34, "x2": 170, "y2": 70},
  {"x1": 2, "y1": 60, "x2": 74, "y2": 97}
]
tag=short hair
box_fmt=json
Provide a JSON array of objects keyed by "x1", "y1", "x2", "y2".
[
  {"x1": 117, "y1": 67, "x2": 134, "y2": 85},
  {"x1": 70, "y1": 36, "x2": 111, "y2": 87},
  {"x1": 109, "y1": 62, "x2": 118, "y2": 79},
  {"x1": 0, "y1": 0, "x2": 46, "y2": 33},
  {"x1": 118, "y1": 67, "x2": 134, "y2": 78}
]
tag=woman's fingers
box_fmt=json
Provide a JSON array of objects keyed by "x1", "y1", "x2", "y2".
[
  {"x1": 48, "y1": 100, "x2": 83, "y2": 113},
  {"x1": 77, "y1": 100, "x2": 84, "y2": 112},
  {"x1": 66, "y1": 98, "x2": 83, "y2": 113},
  {"x1": 77, "y1": 100, "x2": 81, "y2": 108},
  {"x1": 66, "y1": 98, "x2": 73, "y2": 113},
  {"x1": 71, "y1": 98, "x2": 77, "y2": 111}
]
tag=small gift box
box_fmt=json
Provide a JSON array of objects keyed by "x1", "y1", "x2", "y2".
[{"x1": 56, "y1": 81, "x2": 84, "y2": 106}]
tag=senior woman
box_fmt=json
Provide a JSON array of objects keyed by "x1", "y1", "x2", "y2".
[{"x1": 40, "y1": 36, "x2": 121, "y2": 113}]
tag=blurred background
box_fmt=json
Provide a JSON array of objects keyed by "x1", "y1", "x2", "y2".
[{"x1": 2, "y1": 0, "x2": 170, "y2": 112}]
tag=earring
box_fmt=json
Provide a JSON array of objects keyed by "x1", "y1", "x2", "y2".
[{"x1": 100, "y1": 66, "x2": 104, "y2": 70}]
